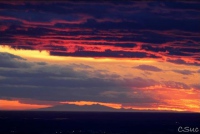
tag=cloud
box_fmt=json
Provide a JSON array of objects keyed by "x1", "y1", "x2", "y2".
[
  {"x1": 166, "y1": 58, "x2": 200, "y2": 66},
  {"x1": 0, "y1": 52, "x2": 193, "y2": 107},
  {"x1": 0, "y1": 1, "x2": 199, "y2": 65},
  {"x1": 0, "y1": 1, "x2": 199, "y2": 112},
  {"x1": 68, "y1": 63, "x2": 93, "y2": 69},
  {"x1": 134, "y1": 65, "x2": 162, "y2": 72},
  {"x1": 172, "y1": 69, "x2": 194, "y2": 75},
  {"x1": 50, "y1": 50, "x2": 160, "y2": 58},
  {"x1": 0, "y1": 52, "x2": 24, "y2": 60},
  {"x1": 0, "y1": 52, "x2": 31, "y2": 68},
  {"x1": 191, "y1": 84, "x2": 200, "y2": 90},
  {"x1": 0, "y1": 70, "x2": 157, "y2": 103},
  {"x1": 161, "y1": 81, "x2": 191, "y2": 89},
  {"x1": 121, "y1": 77, "x2": 158, "y2": 88},
  {"x1": 0, "y1": 52, "x2": 168, "y2": 107}
]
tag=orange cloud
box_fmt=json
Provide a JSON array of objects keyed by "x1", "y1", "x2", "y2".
[
  {"x1": 60, "y1": 101, "x2": 122, "y2": 109},
  {"x1": 140, "y1": 86, "x2": 200, "y2": 112},
  {"x1": 0, "y1": 100, "x2": 51, "y2": 110},
  {"x1": 60, "y1": 98, "x2": 200, "y2": 112}
]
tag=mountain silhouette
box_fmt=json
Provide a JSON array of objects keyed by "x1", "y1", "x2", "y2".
[{"x1": 37, "y1": 104, "x2": 118, "y2": 112}]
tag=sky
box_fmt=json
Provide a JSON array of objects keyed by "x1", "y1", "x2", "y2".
[{"x1": 0, "y1": 1, "x2": 200, "y2": 112}]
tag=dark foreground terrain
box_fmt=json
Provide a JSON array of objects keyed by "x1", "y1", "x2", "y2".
[{"x1": 0, "y1": 111, "x2": 199, "y2": 134}]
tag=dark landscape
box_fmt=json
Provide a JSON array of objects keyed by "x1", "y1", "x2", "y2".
[{"x1": 0, "y1": 111, "x2": 199, "y2": 134}]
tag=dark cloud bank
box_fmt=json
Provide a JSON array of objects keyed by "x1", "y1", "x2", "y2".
[{"x1": 0, "y1": 1, "x2": 199, "y2": 66}]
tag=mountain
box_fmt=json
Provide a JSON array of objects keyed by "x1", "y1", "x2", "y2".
[
  {"x1": 36, "y1": 104, "x2": 118, "y2": 112},
  {"x1": 36, "y1": 104, "x2": 182, "y2": 112}
]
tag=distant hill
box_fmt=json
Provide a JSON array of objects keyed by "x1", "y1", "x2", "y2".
[
  {"x1": 36, "y1": 103, "x2": 184, "y2": 113},
  {"x1": 37, "y1": 104, "x2": 119, "y2": 112}
]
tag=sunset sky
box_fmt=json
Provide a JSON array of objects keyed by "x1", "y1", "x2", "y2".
[{"x1": 0, "y1": 1, "x2": 199, "y2": 112}]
